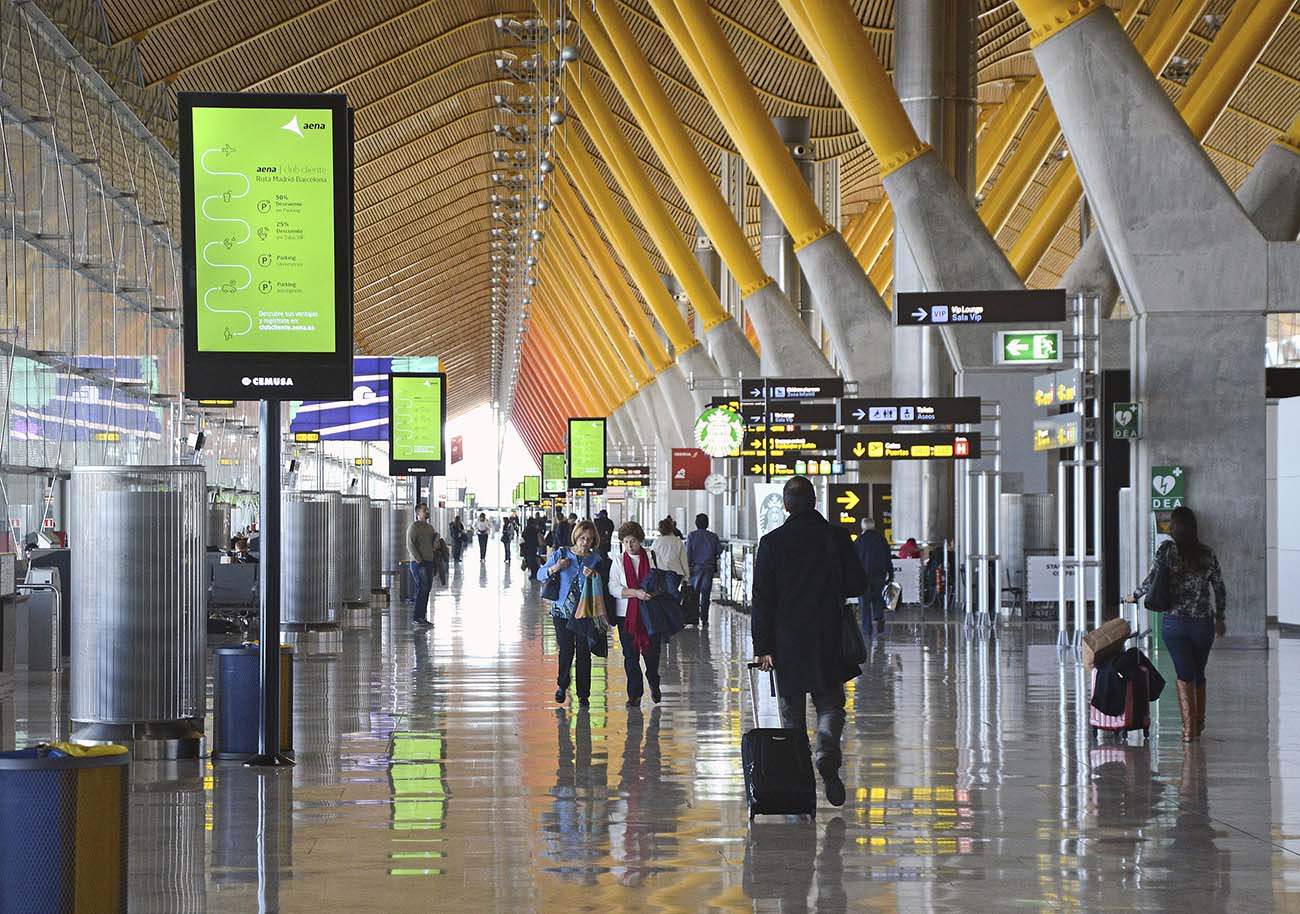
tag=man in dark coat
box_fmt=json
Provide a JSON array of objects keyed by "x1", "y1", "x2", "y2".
[
  {"x1": 593, "y1": 509, "x2": 615, "y2": 558},
  {"x1": 752, "y1": 477, "x2": 868, "y2": 807},
  {"x1": 854, "y1": 516, "x2": 893, "y2": 636}
]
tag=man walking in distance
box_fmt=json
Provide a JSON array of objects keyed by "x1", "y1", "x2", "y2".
[
  {"x1": 406, "y1": 503, "x2": 439, "y2": 628},
  {"x1": 854, "y1": 516, "x2": 893, "y2": 636},
  {"x1": 686, "y1": 513, "x2": 723, "y2": 626},
  {"x1": 752, "y1": 477, "x2": 867, "y2": 807}
]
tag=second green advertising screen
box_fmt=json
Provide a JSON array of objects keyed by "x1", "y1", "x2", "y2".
[
  {"x1": 391, "y1": 375, "x2": 443, "y2": 462},
  {"x1": 190, "y1": 105, "x2": 337, "y2": 353},
  {"x1": 567, "y1": 419, "x2": 606, "y2": 488},
  {"x1": 541, "y1": 453, "x2": 566, "y2": 494}
]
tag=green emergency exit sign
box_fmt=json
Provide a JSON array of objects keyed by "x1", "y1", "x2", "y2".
[{"x1": 995, "y1": 330, "x2": 1062, "y2": 365}]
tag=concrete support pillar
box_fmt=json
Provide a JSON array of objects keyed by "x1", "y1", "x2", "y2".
[
  {"x1": 759, "y1": 117, "x2": 818, "y2": 339},
  {"x1": 890, "y1": 0, "x2": 977, "y2": 546},
  {"x1": 1019, "y1": 2, "x2": 1281, "y2": 643}
]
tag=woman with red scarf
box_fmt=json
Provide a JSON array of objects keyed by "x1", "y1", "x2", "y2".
[{"x1": 608, "y1": 521, "x2": 663, "y2": 707}]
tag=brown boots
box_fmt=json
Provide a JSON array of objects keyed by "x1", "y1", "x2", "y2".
[{"x1": 1175, "y1": 681, "x2": 1202, "y2": 742}]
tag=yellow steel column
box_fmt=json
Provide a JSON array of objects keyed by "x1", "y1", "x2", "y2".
[
  {"x1": 534, "y1": 290, "x2": 623, "y2": 411},
  {"x1": 531, "y1": 308, "x2": 602, "y2": 415},
  {"x1": 548, "y1": 218, "x2": 656, "y2": 388},
  {"x1": 554, "y1": 126, "x2": 699, "y2": 355},
  {"x1": 551, "y1": 172, "x2": 671, "y2": 375},
  {"x1": 563, "y1": 76, "x2": 737, "y2": 336},
  {"x1": 975, "y1": 80, "x2": 1041, "y2": 194},
  {"x1": 1009, "y1": 0, "x2": 1278, "y2": 277},
  {"x1": 649, "y1": 0, "x2": 836, "y2": 252},
  {"x1": 780, "y1": 0, "x2": 930, "y2": 178},
  {"x1": 540, "y1": 252, "x2": 636, "y2": 400}
]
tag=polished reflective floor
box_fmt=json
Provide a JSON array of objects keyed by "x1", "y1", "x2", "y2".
[{"x1": 8, "y1": 552, "x2": 1300, "y2": 913}]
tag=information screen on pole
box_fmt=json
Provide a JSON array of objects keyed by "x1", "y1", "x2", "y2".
[
  {"x1": 567, "y1": 418, "x2": 607, "y2": 490},
  {"x1": 179, "y1": 92, "x2": 354, "y2": 400},
  {"x1": 541, "y1": 453, "x2": 566, "y2": 494},
  {"x1": 524, "y1": 475, "x2": 541, "y2": 504},
  {"x1": 387, "y1": 372, "x2": 447, "y2": 476}
]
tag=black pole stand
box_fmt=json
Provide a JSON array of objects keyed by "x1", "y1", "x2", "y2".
[{"x1": 248, "y1": 398, "x2": 294, "y2": 767}]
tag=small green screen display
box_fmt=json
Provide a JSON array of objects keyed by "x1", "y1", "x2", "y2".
[
  {"x1": 391, "y1": 375, "x2": 443, "y2": 462},
  {"x1": 524, "y1": 476, "x2": 540, "y2": 503},
  {"x1": 191, "y1": 106, "x2": 336, "y2": 353},
  {"x1": 568, "y1": 419, "x2": 606, "y2": 482},
  {"x1": 542, "y1": 453, "x2": 566, "y2": 494}
]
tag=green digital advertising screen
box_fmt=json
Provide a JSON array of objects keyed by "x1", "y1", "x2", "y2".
[
  {"x1": 567, "y1": 418, "x2": 606, "y2": 490},
  {"x1": 179, "y1": 91, "x2": 353, "y2": 400},
  {"x1": 541, "y1": 453, "x2": 566, "y2": 494},
  {"x1": 387, "y1": 372, "x2": 447, "y2": 476},
  {"x1": 524, "y1": 475, "x2": 541, "y2": 504}
]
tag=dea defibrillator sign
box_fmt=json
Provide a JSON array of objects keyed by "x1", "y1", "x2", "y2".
[
  {"x1": 694, "y1": 405, "x2": 744, "y2": 458},
  {"x1": 1151, "y1": 466, "x2": 1186, "y2": 511}
]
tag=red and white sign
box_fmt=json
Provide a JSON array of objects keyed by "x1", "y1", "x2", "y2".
[
  {"x1": 42, "y1": 517, "x2": 56, "y2": 530},
  {"x1": 671, "y1": 448, "x2": 711, "y2": 491},
  {"x1": 450, "y1": 435, "x2": 464, "y2": 464}
]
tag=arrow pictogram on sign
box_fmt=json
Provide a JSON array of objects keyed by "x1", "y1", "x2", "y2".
[{"x1": 836, "y1": 489, "x2": 860, "y2": 511}]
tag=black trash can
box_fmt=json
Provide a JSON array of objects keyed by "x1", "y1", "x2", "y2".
[
  {"x1": 0, "y1": 744, "x2": 130, "y2": 914},
  {"x1": 213, "y1": 644, "x2": 294, "y2": 760}
]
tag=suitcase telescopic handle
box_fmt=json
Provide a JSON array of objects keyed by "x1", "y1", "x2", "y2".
[{"x1": 745, "y1": 662, "x2": 777, "y2": 730}]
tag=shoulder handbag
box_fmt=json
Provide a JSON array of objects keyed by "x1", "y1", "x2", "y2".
[
  {"x1": 541, "y1": 549, "x2": 565, "y2": 602},
  {"x1": 830, "y1": 527, "x2": 869, "y2": 667},
  {"x1": 1144, "y1": 560, "x2": 1170, "y2": 613}
]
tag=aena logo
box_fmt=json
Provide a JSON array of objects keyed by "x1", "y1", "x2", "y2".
[
  {"x1": 281, "y1": 115, "x2": 326, "y2": 137},
  {"x1": 241, "y1": 376, "x2": 295, "y2": 387}
]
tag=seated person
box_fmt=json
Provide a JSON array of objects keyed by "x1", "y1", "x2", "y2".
[{"x1": 229, "y1": 536, "x2": 258, "y2": 564}]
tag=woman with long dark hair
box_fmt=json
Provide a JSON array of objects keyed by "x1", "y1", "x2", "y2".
[{"x1": 1125, "y1": 506, "x2": 1226, "y2": 742}]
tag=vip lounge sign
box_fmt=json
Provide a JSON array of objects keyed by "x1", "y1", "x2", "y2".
[
  {"x1": 1151, "y1": 465, "x2": 1186, "y2": 511},
  {"x1": 1113, "y1": 402, "x2": 1140, "y2": 440}
]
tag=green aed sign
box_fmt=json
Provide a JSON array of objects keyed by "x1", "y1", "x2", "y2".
[
  {"x1": 1151, "y1": 465, "x2": 1186, "y2": 511},
  {"x1": 541, "y1": 453, "x2": 566, "y2": 494},
  {"x1": 1113, "y1": 402, "x2": 1140, "y2": 440},
  {"x1": 387, "y1": 372, "x2": 446, "y2": 476},
  {"x1": 567, "y1": 418, "x2": 607, "y2": 490},
  {"x1": 179, "y1": 91, "x2": 353, "y2": 401}
]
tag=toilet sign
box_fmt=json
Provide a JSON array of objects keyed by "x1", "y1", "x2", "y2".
[{"x1": 1151, "y1": 466, "x2": 1186, "y2": 511}]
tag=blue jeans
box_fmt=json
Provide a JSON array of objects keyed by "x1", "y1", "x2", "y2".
[
  {"x1": 409, "y1": 560, "x2": 435, "y2": 622},
  {"x1": 1162, "y1": 615, "x2": 1214, "y2": 684},
  {"x1": 691, "y1": 568, "x2": 715, "y2": 621}
]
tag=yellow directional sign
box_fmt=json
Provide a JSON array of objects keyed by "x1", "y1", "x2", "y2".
[{"x1": 829, "y1": 484, "x2": 869, "y2": 533}]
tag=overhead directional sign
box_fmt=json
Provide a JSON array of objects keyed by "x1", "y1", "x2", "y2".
[
  {"x1": 606, "y1": 465, "x2": 650, "y2": 488},
  {"x1": 744, "y1": 430, "x2": 839, "y2": 455},
  {"x1": 1032, "y1": 414, "x2": 1081, "y2": 452},
  {"x1": 842, "y1": 432, "x2": 980, "y2": 461},
  {"x1": 745, "y1": 457, "x2": 843, "y2": 478},
  {"x1": 996, "y1": 330, "x2": 1062, "y2": 365},
  {"x1": 895, "y1": 289, "x2": 1067, "y2": 326},
  {"x1": 840, "y1": 397, "x2": 981, "y2": 426},
  {"x1": 744, "y1": 402, "x2": 838, "y2": 428},
  {"x1": 829, "y1": 483, "x2": 869, "y2": 533},
  {"x1": 1033, "y1": 368, "x2": 1081, "y2": 407},
  {"x1": 741, "y1": 377, "x2": 844, "y2": 402}
]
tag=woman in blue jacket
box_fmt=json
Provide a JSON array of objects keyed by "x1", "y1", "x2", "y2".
[{"x1": 538, "y1": 520, "x2": 604, "y2": 706}]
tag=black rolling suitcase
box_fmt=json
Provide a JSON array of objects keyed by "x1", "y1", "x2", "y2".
[{"x1": 741, "y1": 662, "x2": 817, "y2": 819}]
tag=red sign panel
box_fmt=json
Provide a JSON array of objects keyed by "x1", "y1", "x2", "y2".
[
  {"x1": 450, "y1": 435, "x2": 463, "y2": 464},
  {"x1": 671, "y1": 448, "x2": 711, "y2": 491}
]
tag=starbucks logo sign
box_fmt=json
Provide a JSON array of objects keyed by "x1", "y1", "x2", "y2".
[{"x1": 694, "y1": 405, "x2": 744, "y2": 458}]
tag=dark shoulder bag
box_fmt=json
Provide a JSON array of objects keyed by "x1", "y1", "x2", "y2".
[
  {"x1": 541, "y1": 549, "x2": 565, "y2": 602},
  {"x1": 1144, "y1": 561, "x2": 1170, "y2": 613},
  {"x1": 833, "y1": 528, "x2": 869, "y2": 667}
]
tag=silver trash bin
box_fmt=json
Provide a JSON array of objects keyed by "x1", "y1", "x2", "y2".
[
  {"x1": 69, "y1": 466, "x2": 206, "y2": 759},
  {"x1": 337, "y1": 494, "x2": 370, "y2": 606},
  {"x1": 282, "y1": 491, "x2": 339, "y2": 627}
]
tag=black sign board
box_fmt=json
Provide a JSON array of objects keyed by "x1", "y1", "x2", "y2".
[
  {"x1": 741, "y1": 377, "x2": 845, "y2": 402},
  {"x1": 709, "y1": 396, "x2": 740, "y2": 412},
  {"x1": 894, "y1": 289, "x2": 1066, "y2": 326},
  {"x1": 839, "y1": 397, "x2": 981, "y2": 425},
  {"x1": 744, "y1": 457, "x2": 844, "y2": 478},
  {"x1": 743, "y1": 430, "x2": 840, "y2": 455},
  {"x1": 744, "y1": 402, "x2": 838, "y2": 427},
  {"x1": 842, "y1": 432, "x2": 981, "y2": 461},
  {"x1": 606, "y1": 465, "x2": 650, "y2": 488},
  {"x1": 829, "y1": 483, "x2": 870, "y2": 533},
  {"x1": 179, "y1": 91, "x2": 354, "y2": 401}
]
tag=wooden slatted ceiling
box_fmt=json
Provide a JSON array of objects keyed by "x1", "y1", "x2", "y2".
[{"x1": 86, "y1": 0, "x2": 1300, "y2": 422}]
